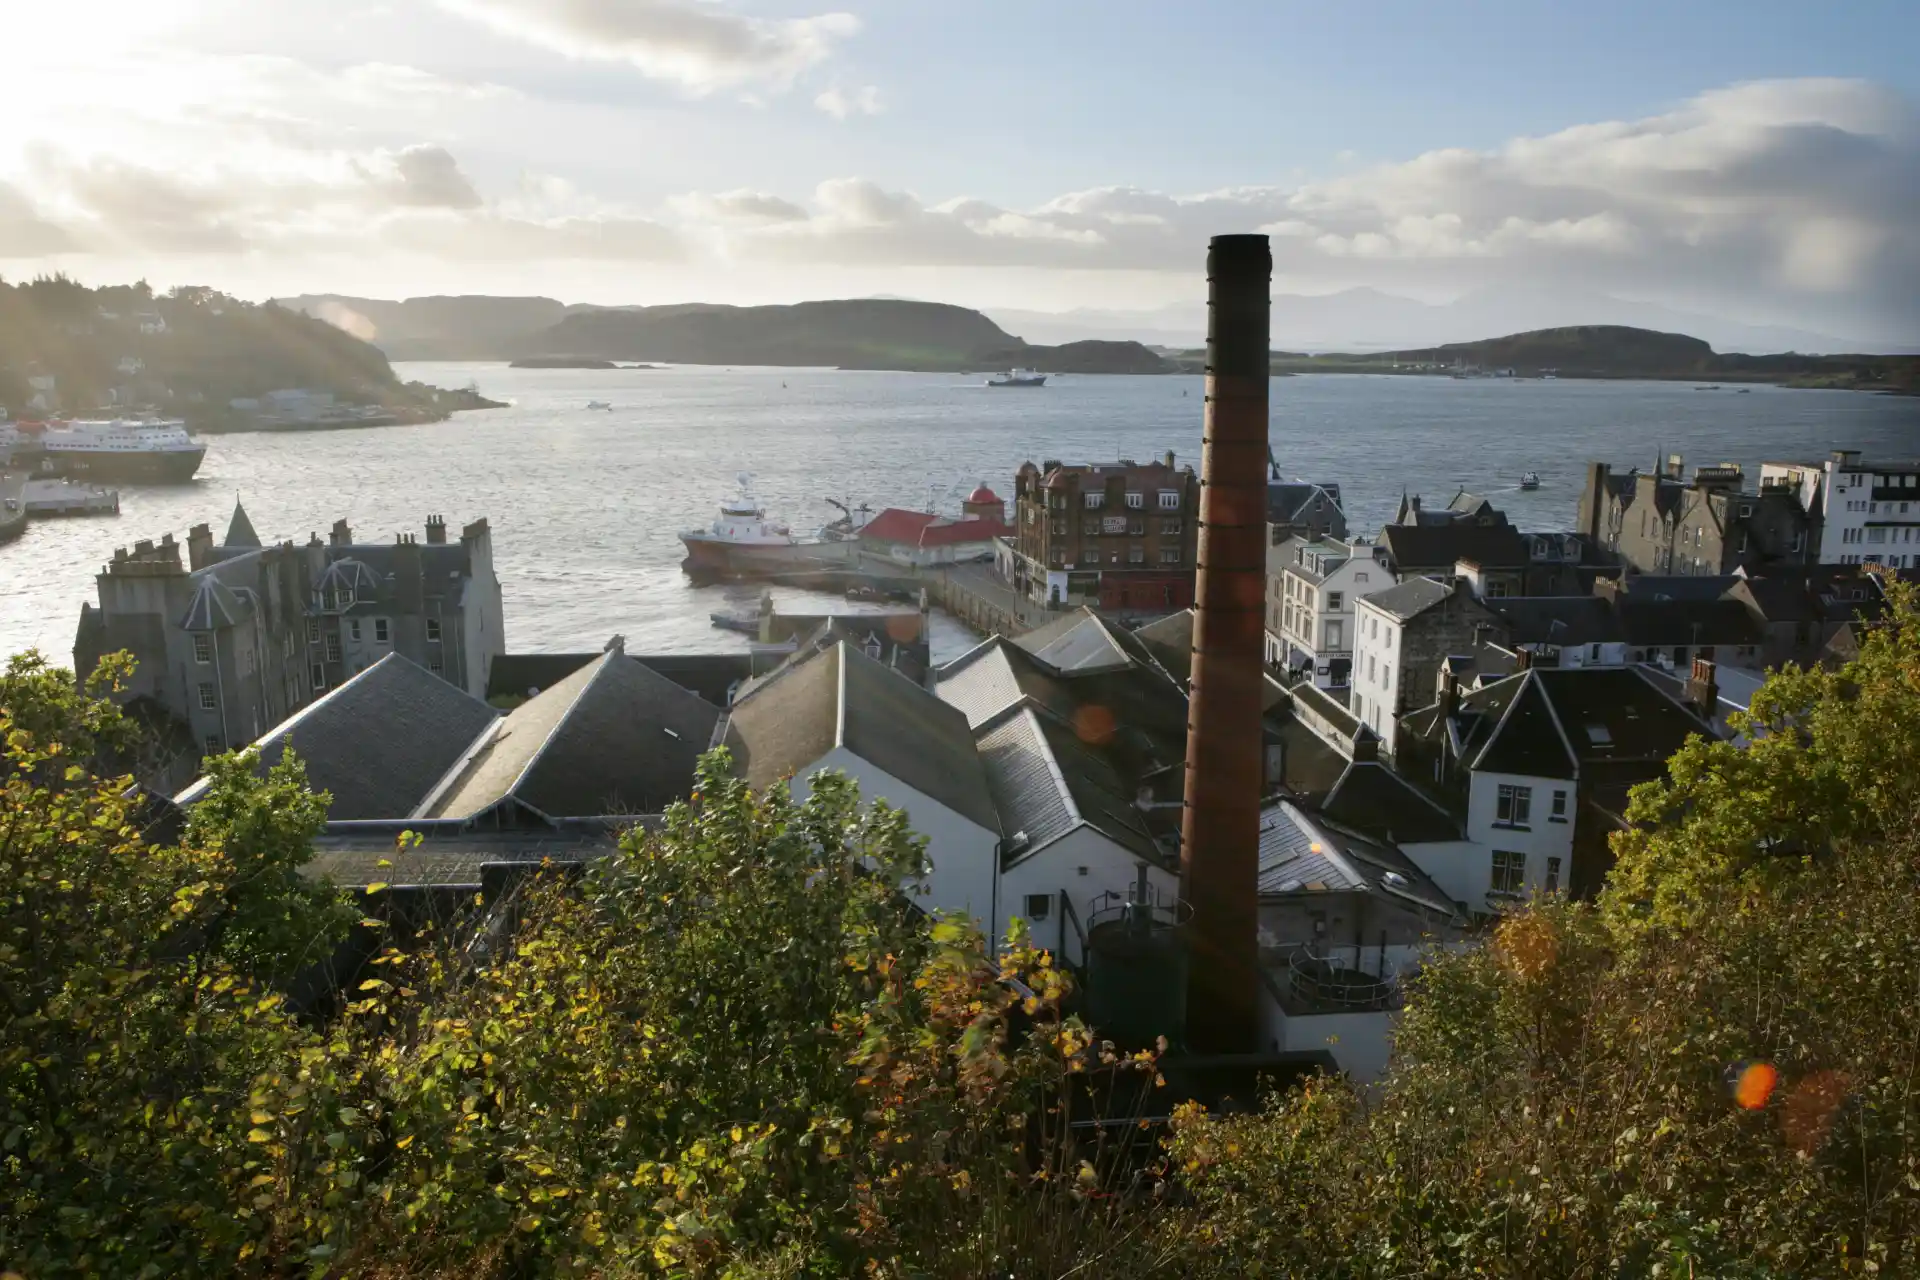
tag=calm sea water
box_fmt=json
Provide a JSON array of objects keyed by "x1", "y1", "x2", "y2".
[{"x1": 4, "y1": 365, "x2": 1916, "y2": 665}]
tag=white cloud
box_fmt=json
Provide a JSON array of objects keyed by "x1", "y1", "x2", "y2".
[
  {"x1": 436, "y1": 0, "x2": 857, "y2": 92},
  {"x1": 814, "y1": 83, "x2": 882, "y2": 120}
]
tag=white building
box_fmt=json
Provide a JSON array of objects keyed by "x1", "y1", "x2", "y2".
[
  {"x1": 1760, "y1": 450, "x2": 1920, "y2": 569},
  {"x1": 1266, "y1": 535, "x2": 1391, "y2": 686},
  {"x1": 721, "y1": 641, "x2": 1002, "y2": 930},
  {"x1": 1351, "y1": 577, "x2": 1501, "y2": 758}
]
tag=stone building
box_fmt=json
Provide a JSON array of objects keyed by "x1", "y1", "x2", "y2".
[
  {"x1": 75, "y1": 502, "x2": 503, "y2": 788},
  {"x1": 1576, "y1": 457, "x2": 1816, "y2": 576},
  {"x1": 1266, "y1": 478, "x2": 1348, "y2": 543},
  {"x1": 1265, "y1": 534, "x2": 1393, "y2": 686},
  {"x1": 1349, "y1": 577, "x2": 1504, "y2": 757},
  {"x1": 1006, "y1": 454, "x2": 1200, "y2": 611}
]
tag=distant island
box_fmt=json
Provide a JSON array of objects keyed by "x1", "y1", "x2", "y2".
[
  {"x1": 283, "y1": 294, "x2": 1177, "y2": 375},
  {"x1": 1, "y1": 277, "x2": 504, "y2": 432},
  {"x1": 508, "y1": 356, "x2": 663, "y2": 370},
  {"x1": 278, "y1": 294, "x2": 1916, "y2": 391}
]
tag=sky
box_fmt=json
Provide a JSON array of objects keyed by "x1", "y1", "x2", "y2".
[{"x1": 1, "y1": 0, "x2": 1917, "y2": 345}]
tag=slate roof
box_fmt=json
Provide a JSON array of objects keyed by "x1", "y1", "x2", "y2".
[
  {"x1": 1451, "y1": 666, "x2": 1717, "y2": 778},
  {"x1": 176, "y1": 654, "x2": 500, "y2": 819},
  {"x1": 1360, "y1": 576, "x2": 1456, "y2": 621},
  {"x1": 1132, "y1": 609, "x2": 1194, "y2": 684},
  {"x1": 1012, "y1": 608, "x2": 1145, "y2": 675},
  {"x1": 486, "y1": 652, "x2": 754, "y2": 708},
  {"x1": 1268, "y1": 481, "x2": 1344, "y2": 525},
  {"x1": 1616, "y1": 574, "x2": 1739, "y2": 602},
  {"x1": 1616, "y1": 597, "x2": 1764, "y2": 647},
  {"x1": 1258, "y1": 800, "x2": 1458, "y2": 917},
  {"x1": 224, "y1": 499, "x2": 261, "y2": 548},
  {"x1": 1487, "y1": 596, "x2": 1625, "y2": 646},
  {"x1": 1381, "y1": 523, "x2": 1530, "y2": 570},
  {"x1": 1319, "y1": 759, "x2": 1462, "y2": 843},
  {"x1": 933, "y1": 638, "x2": 1032, "y2": 728},
  {"x1": 724, "y1": 643, "x2": 999, "y2": 833},
  {"x1": 178, "y1": 575, "x2": 252, "y2": 631},
  {"x1": 974, "y1": 705, "x2": 1163, "y2": 865},
  {"x1": 303, "y1": 825, "x2": 620, "y2": 890},
  {"x1": 421, "y1": 650, "x2": 718, "y2": 820}
]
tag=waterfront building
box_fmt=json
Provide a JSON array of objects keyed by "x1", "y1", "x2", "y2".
[
  {"x1": 75, "y1": 504, "x2": 503, "y2": 789},
  {"x1": 1264, "y1": 534, "x2": 1392, "y2": 686},
  {"x1": 858, "y1": 485, "x2": 1011, "y2": 566},
  {"x1": 1758, "y1": 449, "x2": 1920, "y2": 568},
  {"x1": 1576, "y1": 456, "x2": 1817, "y2": 576},
  {"x1": 1006, "y1": 454, "x2": 1200, "y2": 612}
]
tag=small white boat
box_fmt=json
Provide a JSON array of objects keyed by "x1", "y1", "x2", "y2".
[
  {"x1": 987, "y1": 368, "x2": 1047, "y2": 388},
  {"x1": 1519, "y1": 472, "x2": 1541, "y2": 490},
  {"x1": 587, "y1": 400, "x2": 613, "y2": 411}
]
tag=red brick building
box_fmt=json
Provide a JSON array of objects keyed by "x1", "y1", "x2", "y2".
[{"x1": 1004, "y1": 454, "x2": 1199, "y2": 611}]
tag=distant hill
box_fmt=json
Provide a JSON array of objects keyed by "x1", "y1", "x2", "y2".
[
  {"x1": 276, "y1": 294, "x2": 580, "y2": 361},
  {"x1": 0, "y1": 276, "x2": 492, "y2": 429},
  {"x1": 287, "y1": 293, "x2": 1176, "y2": 374}
]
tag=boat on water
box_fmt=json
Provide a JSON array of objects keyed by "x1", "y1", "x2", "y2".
[
  {"x1": 2, "y1": 417, "x2": 205, "y2": 484},
  {"x1": 1694, "y1": 385, "x2": 1722, "y2": 391},
  {"x1": 1519, "y1": 472, "x2": 1542, "y2": 491},
  {"x1": 709, "y1": 611, "x2": 760, "y2": 634},
  {"x1": 587, "y1": 401, "x2": 613, "y2": 411},
  {"x1": 987, "y1": 368, "x2": 1047, "y2": 388},
  {"x1": 679, "y1": 473, "x2": 863, "y2": 579}
]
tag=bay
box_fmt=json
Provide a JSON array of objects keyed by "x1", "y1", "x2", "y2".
[{"x1": 2, "y1": 363, "x2": 1915, "y2": 665}]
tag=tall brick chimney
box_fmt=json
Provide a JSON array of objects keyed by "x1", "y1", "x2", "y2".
[{"x1": 1179, "y1": 234, "x2": 1271, "y2": 1054}]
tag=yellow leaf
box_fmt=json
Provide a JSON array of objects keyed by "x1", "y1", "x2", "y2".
[
  {"x1": 364, "y1": 882, "x2": 390, "y2": 895},
  {"x1": 247, "y1": 1128, "x2": 272, "y2": 1143},
  {"x1": 251, "y1": 1110, "x2": 274, "y2": 1124},
  {"x1": 396, "y1": 1134, "x2": 415, "y2": 1149}
]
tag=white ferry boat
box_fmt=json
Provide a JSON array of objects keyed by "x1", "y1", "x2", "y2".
[
  {"x1": 678, "y1": 473, "x2": 861, "y2": 579},
  {"x1": 6, "y1": 417, "x2": 206, "y2": 483},
  {"x1": 987, "y1": 368, "x2": 1047, "y2": 388}
]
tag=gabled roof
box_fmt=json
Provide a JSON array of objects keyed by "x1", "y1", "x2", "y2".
[
  {"x1": 1360, "y1": 575, "x2": 1457, "y2": 621},
  {"x1": 1268, "y1": 480, "x2": 1344, "y2": 524},
  {"x1": 1381, "y1": 522, "x2": 1530, "y2": 569},
  {"x1": 1487, "y1": 596, "x2": 1625, "y2": 646},
  {"x1": 1012, "y1": 607, "x2": 1144, "y2": 674},
  {"x1": 858, "y1": 508, "x2": 939, "y2": 545},
  {"x1": 1320, "y1": 759, "x2": 1462, "y2": 844},
  {"x1": 1258, "y1": 800, "x2": 1458, "y2": 918},
  {"x1": 723, "y1": 643, "x2": 999, "y2": 832},
  {"x1": 178, "y1": 575, "x2": 251, "y2": 631},
  {"x1": 975, "y1": 704, "x2": 1164, "y2": 865},
  {"x1": 177, "y1": 654, "x2": 499, "y2": 819},
  {"x1": 224, "y1": 499, "x2": 261, "y2": 548},
  {"x1": 917, "y1": 517, "x2": 1010, "y2": 547},
  {"x1": 1132, "y1": 609, "x2": 1193, "y2": 684},
  {"x1": 1468, "y1": 672, "x2": 1578, "y2": 779},
  {"x1": 421, "y1": 649, "x2": 718, "y2": 820},
  {"x1": 485, "y1": 652, "x2": 753, "y2": 708},
  {"x1": 933, "y1": 637, "x2": 1033, "y2": 728},
  {"x1": 1451, "y1": 666, "x2": 1717, "y2": 779}
]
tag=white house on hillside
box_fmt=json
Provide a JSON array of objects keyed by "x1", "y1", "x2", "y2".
[{"x1": 1266, "y1": 535, "x2": 1392, "y2": 686}]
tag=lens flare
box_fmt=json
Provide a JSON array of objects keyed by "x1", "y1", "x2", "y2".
[
  {"x1": 1073, "y1": 703, "x2": 1117, "y2": 745},
  {"x1": 1733, "y1": 1061, "x2": 1778, "y2": 1110}
]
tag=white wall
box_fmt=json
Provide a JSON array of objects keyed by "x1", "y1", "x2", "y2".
[
  {"x1": 1397, "y1": 839, "x2": 1486, "y2": 909},
  {"x1": 997, "y1": 825, "x2": 1176, "y2": 966},
  {"x1": 1465, "y1": 770, "x2": 1575, "y2": 901},
  {"x1": 1256, "y1": 986, "x2": 1398, "y2": 1083},
  {"x1": 792, "y1": 747, "x2": 1000, "y2": 934},
  {"x1": 1351, "y1": 600, "x2": 1403, "y2": 751}
]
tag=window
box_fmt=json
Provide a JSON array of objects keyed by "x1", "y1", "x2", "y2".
[
  {"x1": 325, "y1": 632, "x2": 342, "y2": 663},
  {"x1": 1327, "y1": 591, "x2": 1343, "y2": 611},
  {"x1": 192, "y1": 634, "x2": 212, "y2": 664},
  {"x1": 203, "y1": 734, "x2": 223, "y2": 757},
  {"x1": 1023, "y1": 893, "x2": 1053, "y2": 922},
  {"x1": 1545, "y1": 857, "x2": 1562, "y2": 894},
  {"x1": 1496, "y1": 783, "x2": 1533, "y2": 827},
  {"x1": 306, "y1": 619, "x2": 320, "y2": 645},
  {"x1": 374, "y1": 617, "x2": 390, "y2": 643},
  {"x1": 1551, "y1": 789, "x2": 1568, "y2": 820},
  {"x1": 1487, "y1": 581, "x2": 1510, "y2": 598},
  {"x1": 1084, "y1": 492, "x2": 1105, "y2": 509},
  {"x1": 282, "y1": 632, "x2": 295, "y2": 657},
  {"x1": 1160, "y1": 517, "x2": 1181, "y2": 535},
  {"x1": 1159, "y1": 548, "x2": 1182, "y2": 565},
  {"x1": 1354, "y1": 571, "x2": 1369, "y2": 584},
  {"x1": 311, "y1": 663, "x2": 325, "y2": 691},
  {"x1": 1158, "y1": 490, "x2": 1180, "y2": 510},
  {"x1": 1082, "y1": 517, "x2": 1101, "y2": 536},
  {"x1": 1587, "y1": 643, "x2": 1601, "y2": 661},
  {"x1": 1366, "y1": 655, "x2": 1376, "y2": 682},
  {"x1": 426, "y1": 617, "x2": 442, "y2": 643},
  {"x1": 1125, "y1": 492, "x2": 1144, "y2": 509},
  {"x1": 349, "y1": 618, "x2": 362, "y2": 641},
  {"x1": 1129, "y1": 546, "x2": 1145, "y2": 564},
  {"x1": 1326, "y1": 620, "x2": 1343, "y2": 649},
  {"x1": 197, "y1": 681, "x2": 217, "y2": 710},
  {"x1": 1128, "y1": 518, "x2": 1145, "y2": 536},
  {"x1": 428, "y1": 656, "x2": 443, "y2": 672},
  {"x1": 1491, "y1": 850, "x2": 1527, "y2": 895}
]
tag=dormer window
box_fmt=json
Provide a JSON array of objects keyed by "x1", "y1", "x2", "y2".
[
  {"x1": 1158, "y1": 491, "x2": 1181, "y2": 510},
  {"x1": 1084, "y1": 492, "x2": 1105, "y2": 509},
  {"x1": 1125, "y1": 492, "x2": 1144, "y2": 509}
]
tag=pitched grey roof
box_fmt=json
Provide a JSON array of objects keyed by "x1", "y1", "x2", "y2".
[
  {"x1": 1258, "y1": 800, "x2": 1458, "y2": 916},
  {"x1": 178, "y1": 575, "x2": 251, "y2": 631},
  {"x1": 1361, "y1": 576, "x2": 1456, "y2": 621},
  {"x1": 421, "y1": 649, "x2": 717, "y2": 820},
  {"x1": 1012, "y1": 608, "x2": 1139, "y2": 674},
  {"x1": 974, "y1": 704, "x2": 1163, "y2": 864},
  {"x1": 175, "y1": 653, "x2": 499, "y2": 819},
  {"x1": 933, "y1": 638, "x2": 1030, "y2": 728},
  {"x1": 1488, "y1": 596, "x2": 1625, "y2": 646},
  {"x1": 724, "y1": 643, "x2": 1000, "y2": 833},
  {"x1": 1320, "y1": 760, "x2": 1462, "y2": 844},
  {"x1": 303, "y1": 825, "x2": 619, "y2": 890},
  {"x1": 1132, "y1": 609, "x2": 1193, "y2": 684},
  {"x1": 224, "y1": 499, "x2": 261, "y2": 548}
]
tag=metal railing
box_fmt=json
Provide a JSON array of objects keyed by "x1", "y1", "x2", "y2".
[{"x1": 1284, "y1": 945, "x2": 1404, "y2": 1013}]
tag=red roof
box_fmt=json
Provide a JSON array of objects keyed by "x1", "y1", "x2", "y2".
[
  {"x1": 860, "y1": 507, "x2": 1010, "y2": 549},
  {"x1": 859, "y1": 508, "x2": 939, "y2": 545},
  {"x1": 967, "y1": 485, "x2": 1000, "y2": 504}
]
